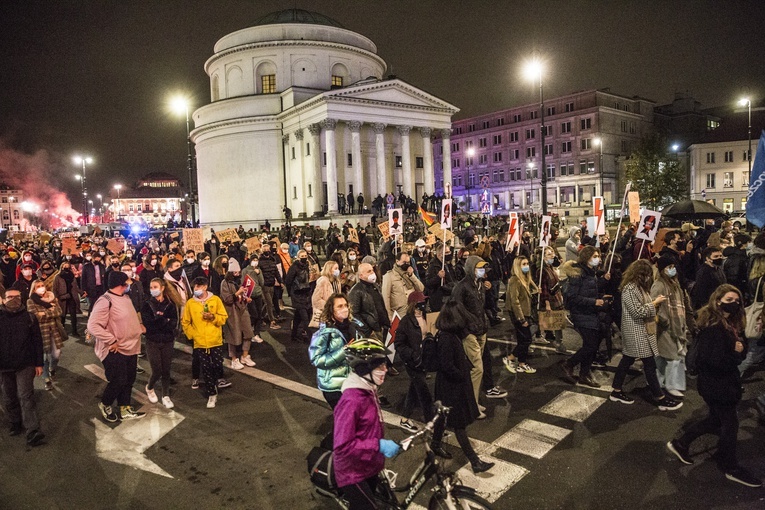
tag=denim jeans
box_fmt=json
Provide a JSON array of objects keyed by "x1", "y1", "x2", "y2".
[
  {"x1": 1, "y1": 366, "x2": 39, "y2": 431},
  {"x1": 738, "y1": 342, "x2": 765, "y2": 374},
  {"x1": 655, "y1": 356, "x2": 686, "y2": 392},
  {"x1": 43, "y1": 345, "x2": 61, "y2": 380}
]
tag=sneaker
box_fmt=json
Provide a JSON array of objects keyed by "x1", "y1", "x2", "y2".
[
  {"x1": 657, "y1": 397, "x2": 683, "y2": 411},
  {"x1": 253, "y1": 335, "x2": 264, "y2": 344},
  {"x1": 399, "y1": 419, "x2": 418, "y2": 433},
  {"x1": 26, "y1": 429, "x2": 45, "y2": 447},
  {"x1": 241, "y1": 355, "x2": 256, "y2": 367},
  {"x1": 533, "y1": 336, "x2": 550, "y2": 345},
  {"x1": 98, "y1": 402, "x2": 119, "y2": 423},
  {"x1": 485, "y1": 386, "x2": 508, "y2": 399},
  {"x1": 44, "y1": 379, "x2": 53, "y2": 391},
  {"x1": 162, "y1": 396, "x2": 175, "y2": 409},
  {"x1": 578, "y1": 374, "x2": 601, "y2": 388},
  {"x1": 207, "y1": 395, "x2": 217, "y2": 409},
  {"x1": 120, "y1": 406, "x2": 146, "y2": 420},
  {"x1": 590, "y1": 359, "x2": 607, "y2": 369},
  {"x1": 145, "y1": 385, "x2": 159, "y2": 404},
  {"x1": 217, "y1": 379, "x2": 232, "y2": 389},
  {"x1": 554, "y1": 342, "x2": 568, "y2": 354},
  {"x1": 191, "y1": 379, "x2": 199, "y2": 390},
  {"x1": 725, "y1": 467, "x2": 762, "y2": 488},
  {"x1": 269, "y1": 321, "x2": 281, "y2": 330},
  {"x1": 137, "y1": 352, "x2": 146, "y2": 358},
  {"x1": 610, "y1": 391, "x2": 635, "y2": 405},
  {"x1": 230, "y1": 358, "x2": 244, "y2": 370},
  {"x1": 136, "y1": 365, "x2": 145, "y2": 375},
  {"x1": 503, "y1": 357, "x2": 517, "y2": 373},
  {"x1": 516, "y1": 363, "x2": 537, "y2": 374},
  {"x1": 667, "y1": 389, "x2": 685, "y2": 398},
  {"x1": 666, "y1": 439, "x2": 693, "y2": 465}
]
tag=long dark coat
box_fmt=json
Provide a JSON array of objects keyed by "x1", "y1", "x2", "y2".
[{"x1": 434, "y1": 330, "x2": 479, "y2": 429}]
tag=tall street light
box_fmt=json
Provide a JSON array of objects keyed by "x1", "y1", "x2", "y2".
[
  {"x1": 73, "y1": 155, "x2": 92, "y2": 224},
  {"x1": 114, "y1": 184, "x2": 122, "y2": 220},
  {"x1": 465, "y1": 147, "x2": 476, "y2": 211},
  {"x1": 594, "y1": 138, "x2": 604, "y2": 200},
  {"x1": 524, "y1": 57, "x2": 547, "y2": 215},
  {"x1": 171, "y1": 96, "x2": 196, "y2": 225},
  {"x1": 739, "y1": 97, "x2": 752, "y2": 181},
  {"x1": 96, "y1": 193, "x2": 103, "y2": 222}
]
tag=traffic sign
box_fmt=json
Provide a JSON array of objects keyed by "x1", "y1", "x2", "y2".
[
  {"x1": 701, "y1": 189, "x2": 706, "y2": 198},
  {"x1": 481, "y1": 175, "x2": 490, "y2": 189}
]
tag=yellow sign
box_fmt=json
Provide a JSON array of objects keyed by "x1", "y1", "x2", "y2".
[
  {"x1": 183, "y1": 228, "x2": 205, "y2": 254},
  {"x1": 628, "y1": 191, "x2": 641, "y2": 224},
  {"x1": 216, "y1": 228, "x2": 241, "y2": 244},
  {"x1": 377, "y1": 222, "x2": 390, "y2": 241}
]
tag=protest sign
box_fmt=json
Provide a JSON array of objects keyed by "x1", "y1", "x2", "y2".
[
  {"x1": 216, "y1": 228, "x2": 241, "y2": 244},
  {"x1": 62, "y1": 238, "x2": 78, "y2": 255},
  {"x1": 628, "y1": 191, "x2": 641, "y2": 223},
  {"x1": 348, "y1": 227, "x2": 359, "y2": 244},
  {"x1": 594, "y1": 196, "x2": 606, "y2": 235},
  {"x1": 539, "y1": 215, "x2": 552, "y2": 248},
  {"x1": 440, "y1": 199, "x2": 453, "y2": 230},
  {"x1": 244, "y1": 237, "x2": 261, "y2": 255},
  {"x1": 183, "y1": 228, "x2": 205, "y2": 254},
  {"x1": 106, "y1": 238, "x2": 124, "y2": 254},
  {"x1": 378, "y1": 222, "x2": 390, "y2": 240},
  {"x1": 635, "y1": 210, "x2": 661, "y2": 241},
  {"x1": 505, "y1": 212, "x2": 520, "y2": 252},
  {"x1": 388, "y1": 209, "x2": 403, "y2": 237}
]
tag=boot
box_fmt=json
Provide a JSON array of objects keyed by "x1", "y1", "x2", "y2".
[
  {"x1": 470, "y1": 458, "x2": 495, "y2": 474},
  {"x1": 561, "y1": 361, "x2": 577, "y2": 384},
  {"x1": 579, "y1": 374, "x2": 601, "y2": 388},
  {"x1": 431, "y1": 443, "x2": 453, "y2": 459}
]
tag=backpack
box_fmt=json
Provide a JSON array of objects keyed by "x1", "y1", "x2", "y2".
[
  {"x1": 306, "y1": 446, "x2": 337, "y2": 494},
  {"x1": 419, "y1": 333, "x2": 439, "y2": 372},
  {"x1": 560, "y1": 278, "x2": 573, "y2": 309}
]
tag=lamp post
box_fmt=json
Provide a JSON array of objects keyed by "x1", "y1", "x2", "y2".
[
  {"x1": 96, "y1": 194, "x2": 103, "y2": 222},
  {"x1": 524, "y1": 57, "x2": 547, "y2": 215},
  {"x1": 171, "y1": 96, "x2": 196, "y2": 226},
  {"x1": 465, "y1": 147, "x2": 476, "y2": 211},
  {"x1": 73, "y1": 155, "x2": 92, "y2": 224},
  {"x1": 527, "y1": 162, "x2": 536, "y2": 208},
  {"x1": 594, "y1": 138, "x2": 604, "y2": 199},
  {"x1": 114, "y1": 184, "x2": 122, "y2": 220},
  {"x1": 739, "y1": 98, "x2": 752, "y2": 181}
]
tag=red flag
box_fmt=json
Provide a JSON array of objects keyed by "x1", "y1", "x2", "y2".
[{"x1": 418, "y1": 205, "x2": 436, "y2": 227}]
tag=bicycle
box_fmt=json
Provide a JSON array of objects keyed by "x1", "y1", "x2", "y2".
[{"x1": 312, "y1": 401, "x2": 493, "y2": 509}]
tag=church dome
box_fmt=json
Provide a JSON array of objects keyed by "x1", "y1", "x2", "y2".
[{"x1": 253, "y1": 9, "x2": 345, "y2": 28}]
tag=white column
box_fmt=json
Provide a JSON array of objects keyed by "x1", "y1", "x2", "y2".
[
  {"x1": 308, "y1": 123, "x2": 323, "y2": 215},
  {"x1": 323, "y1": 118, "x2": 339, "y2": 214},
  {"x1": 282, "y1": 134, "x2": 291, "y2": 214},
  {"x1": 574, "y1": 184, "x2": 580, "y2": 204},
  {"x1": 398, "y1": 125, "x2": 413, "y2": 197},
  {"x1": 441, "y1": 129, "x2": 452, "y2": 197},
  {"x1": 294, "y1": 128, "x2": 306, "y2": 214},
  {"x1": 555, "y1": 184, "x2": 560, "y2": 206},
  {"x1": 348, "y1": 121, "x2": 364, "y2": 196},
  {"x1": 420, "y1": 127, "x2": 434, "y2": 195},
  {"x1": 373, "y1": 123, "x2": 387, "y2": 195}
]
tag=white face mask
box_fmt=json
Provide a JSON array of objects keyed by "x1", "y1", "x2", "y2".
[
  {"x1": 186, "y1": 258, "x2": 195, "y2": 264},
  {"x1": 202, "y1": 260, "x2": 210, "y2": 267},
  {"x1": 366, "y1": 273, "x2": 377, "y2": 284},
  {"x1": 335, "y1": 307, "x2": 349, "y2": 320},
  {"x1": 333, "y1": 269, "x2": 340, "y2": 277},
  {"x1": 22, "y1": 269, "x2": 33, "y2": 277},
  {"x1": 589, "y1": 257, "x2": 600, "y2": 268},
  {"x1": 348, "y1": 255, "x2": 356, "y2": 261},
  {"x1": 251, "y1": 260, "x2": 258, "y2": 267},
  {"x1": 371, "y1": 366, "x2": 386, "y2": 386},
  {"x1": 35, "y1": 287, "x2": 46, "y2": 296},
  {"x1": 23, "y1": 255, "x2": 31, "y2": 261}
]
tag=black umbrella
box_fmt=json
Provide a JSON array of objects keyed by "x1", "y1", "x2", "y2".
[{"x1": 660, "y1": 199, "x2": 726, "y2": 220}]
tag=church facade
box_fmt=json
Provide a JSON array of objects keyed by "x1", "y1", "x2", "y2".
[{"x1": 191, "y1": 9, "x2": 458, "y2": 227}]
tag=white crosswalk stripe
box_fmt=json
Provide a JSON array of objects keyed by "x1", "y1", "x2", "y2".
[
  {"x1": 493, "y1": 419, "x2": 572, "y2": 459},
  {"x1": 539, "y1": 390, "x2": 607, "y2": 422},
  {"x1": 455, "y1": 455, "x2": 529, "y2": 503}
]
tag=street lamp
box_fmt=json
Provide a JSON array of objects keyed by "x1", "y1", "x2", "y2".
[
  {"x1": 527, "y1": 162, "x2": 536, "y2": 208},
  {"x1": 594, "y1": 138, "x2": 604, "y2": 200},
  {"x1": 114, "y1": 184, "x2": 122, "y2": 220},
  {"x1": 739, "y1": 98, "x2": 752, "y2": 181},
  {"x1": 524, "y1": 57, "x2": 547, "y2": 215},
  {"x1": 465, "y1": 147, "x2": 476, "y2": 211},
  {"x1": 73, "y1": 155, "x2": 93, "y2": 223},
  {"x1": 171, "y1": 96, "x2": 196, "y2": 225},
  {"x1": 96, "y1": 193, "x2": 103, "y2": 221}
]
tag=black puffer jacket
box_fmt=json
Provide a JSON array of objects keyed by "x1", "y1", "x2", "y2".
[
  {"x1": 696, "y1": 322, "x2": 745, "y2": 405},
  {"x1": 285, "y1": 261, "x2": 312, "y2": 307},
  {"x1": 258, "y1": 252, "x2": 282, "y2": 287},
  {"x1": 0, "y1": 307, "x2": 43, "y2": 371},
  {"x1": 561, "y1": 261, "x2": 604, "y2": 331},
  {"x1": 450, "y1": 256, "x2": 488, "y2": 336}
]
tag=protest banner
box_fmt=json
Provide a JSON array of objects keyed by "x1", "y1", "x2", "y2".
[
  {"x1": 216, "y1": 228, "x2": 241, "y2": 244},
  {"x1": 593, "y1": 196, "x2": 606, "y2": 235},
  {"x1": 388, "y1": 209, "x2": 403, "y2": 237},
  {"x1": 539, "y1": 215, "x2": 552, "y2": 248},
  {"x1": 242, "y1": 274, "x2": 256, "y2": 298},
  {"x1": 244, "y1": 237, "x2": 262, "y2": 255},
  {"x1": 628, "y1": 191, "x2": 641, "y2": 223},
  {"x1": 62, "y1": 238, "x2": 78, "y2": 255},
  {"x1": 348, "y1": 227, "x2": 359, "y2": 244},
  {"x1": 183, "y1": 228, "x2": 205, "y2": 254},
  {"x1": 635, "y1": 210, "x2": 661, "y2": 241},
  {"x1": 377, "y1": 222, "x2": 390, "y2": 240},
  {"x1": 425, "y1": 234, "x2": 436, "y2": 246},
  {"x1": 505, "y1": 212, "x2": 520, "y2": 252},
  {"x1": 440, "y1": 199, "x2": 453, "y2": 230},
  {"x1": 106, "y1": 238, "x2": 124, "y2": 254}
]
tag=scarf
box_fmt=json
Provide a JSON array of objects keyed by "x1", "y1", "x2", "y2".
[
  {"x1": 393, "y1": 264, "x2": 415, "y2": 291},
  {"x1": 31, "y1": 291, "x2": 53, "y2": 309}
]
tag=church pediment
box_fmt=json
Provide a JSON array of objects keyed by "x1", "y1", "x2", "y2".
[{"x1": 325, "y1": 79, "x2": 458, "y2": 113}]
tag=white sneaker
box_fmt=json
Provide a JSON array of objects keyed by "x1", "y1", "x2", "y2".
[
  {"x1": 145, "y1": 385, "x2": 158, "y2": 404},
  {"x1": 253, "y1": 335, "x2": 264, "y2": 344},
  {"x1": 162, "y1": 396, "x2": 174, "y2": 409},
  {"x1": 667, "y1": 389, "x2": 684, "y2": 398},
  {"x1": 207, "y1": 395, "x2": 217, "y2": 408},
  {"x1": 503, "y1": 357, "x2": 517, "y2": 373},
  {"x1": 230, "y1": 358, "x2": 244, "y2": 370},
  {"x1": 516, "y1": 363, "x2": 537, "y2": 374},
  {"x1": 241, "y1": 355, "x2": 256, "y2": 367}
]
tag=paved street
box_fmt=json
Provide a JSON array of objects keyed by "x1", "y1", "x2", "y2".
[{"x1": 2, "y1": 305, "x2": 765, "y2": 510}]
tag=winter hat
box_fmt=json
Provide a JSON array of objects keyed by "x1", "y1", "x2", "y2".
[
  {"x1": 108, "y1": 271, "x2": 130, "y2": 289},
  {"x1": 657, "y1": 255, "x2": 675, "y2": 273},
  {"x1": 407, "y1": 291, "x2": 427, "y2": 305},
  {"x1": 227, "y1": 258, "x2": 241, "y2": 273}
]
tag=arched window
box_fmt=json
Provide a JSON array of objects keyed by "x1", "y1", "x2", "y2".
[
  {"x1": 13, "y1": 210, "x2": 19, "y2": 219},
  {"x1": 211, "y1": 74, "x2": 220, "y2": 101},
  {"x1": 255, "y1": 61, "x2": 277, "y2": 94},
  {"x1": 330, "y1": 63, "x2": 349, "y2": 89}
]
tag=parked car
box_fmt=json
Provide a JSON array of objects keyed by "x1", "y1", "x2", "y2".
[{"x1": 730, "y1": 210, "x2": 747, "y2": 228}]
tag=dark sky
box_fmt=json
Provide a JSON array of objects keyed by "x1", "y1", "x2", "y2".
[{"x1": 1, "y1": 0, "x2": 763, "y2": 211}]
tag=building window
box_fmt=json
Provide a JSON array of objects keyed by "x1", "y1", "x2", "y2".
[
  {"x1": 707, "y1": 119, "x2": 720, "y2": 130},
  {"x1": 547, "y1": 106, "x2": 556, "y2": 116},
  {"x1": 544, "y1": 143, "x2": 553, "y2": 156},
  {"x1": 293, "y1": 186, "x2": 298, "y2": 199},
  {"x1": 292, "y1": 147, "x2": 296, "y2": 160},
  {"x1": 706, "y1": 152, "x2": 716, "y2": 164},
  {"x1": 1, "y1": 198, "x2": 6, "y2": 203},
  {"x1": 308, "y1": 184, "x2": 313, "y2": 197},
  {"x1": 562, "y1": 141, "x2": 572, "y2": 153},
  {"x1": 13, "y1": 210, "x2": 19, "y2": 220},
  {"x1": 547, "y1": 164, "x2": 555, "y2": 180},
  {"x1": 323, "y1": 152, "x2": 327, "y2": 166},
  {"x1": 580, "y1": 118, "x2": 592, "y2": 130},
  {"x1": 395, "y1": 156, "x2": 402, "y2": 168},
  {"x1": 515, "y1": 168, "x2": 523, "y2": 180},
  {"x1": 724, "y1": 151, "x2": 734, "y2": 163},
  {"x1": 706, "y1": 173, "x2": 716, "y2": 188},
  {"x1": 512, "y1": 114, "x2": 522, "y2": 123},
  {"x1": 581, "y1": 138, "x2": 592, "y2": 150},
  {"x1": 137, "y1": 204, "x2": 142, "y2": 212},
  {"x1": 468, "y1": 124, "x2": 475, "y2": 132},
  {"x1": 497, "y1": 118, "x2": 505, "y2": 126},
  {"x1": 451, "y1": 142, "x2": 460, "y2": 152},
  {"x1": 452, "y1": 158, "x2": 460, "y2": 168},
  {"x1": 492, "y1": 170, "x2": 499, "y2": 182},
  {"x1": 526, "y1": 147, "x2": 536, "y2": 158},
  {"x1": 580, "y1": 161, "x2": 587, "y2": 174},
  {"x1": 346, "y1": 153, "x2": 352, "y2": 166},
  {"x1": 493, "y1": 152, "x2": 502, "y2": 163},
  {"x1": 306, "y1": 142, "x2": 310, "y2": 155},
  {"x1": 261, "y1": 74, "x2": 276, "y2": 94},
  {"x1": 541, "y1": 125, "x2": 552, "y2": 136},
  {"x1": 621, "y1": 120, "x2": 628, "y2": 133},
  {"x1": 482, "y1": 121, "x2": 490, "y2": 129},
  {"x1": 622, "y1": 140, "x2": 629, "y2": 152},
  {"x1": 511, "y1": 149, "x2": 520, "y2": 160},
  {"x1": 493, "y1": 134, "x2": 502, "y2": 145},
  {"x1": 743, "y1": 171, "x2": 749, "y2": 187},
  {"x1": 530, "y1": 110, "x2": 538, "y2": 120},
  {"x1": 561, "y1": 121, "x2": 571, "y2": 134},
  {"x1": 479, "y1": 154, "x2": 488, "y2": 165},
  {"x1": 629, "y1": 121, "x2": 636, "y2": 134},
  {"x1": 465, "y1": 140, "x2": 474, "y2": 148},
  {"x1": 466, "y1": 157, "x2": 474, "y2": 166},
  {"x1": 479, "y1": 138, "x2": 487, "y2": 148},
  {"x1": 565, "y1": 102, "x2": 574, "y2": 112},
  {"x1": 587, "y1": 161, "x2": 595, "y2": 174},
  {"x1": 129, "y1": 204, "x2": 134, "y2": 212},
  {"x1": 510, "y1": 131, "x2": 519, "y2": 142},
  {"x1": 724, "y1": 172, "x2": 733, "y2": 188},
  {"x1": 416, "y1": 157, "x2": 424, "y2": 168},
  {"x1": 499, "y1": 169, "x2": 505, "y2": 181},
  {"x1": 525, "y1": 128, "x2": 535, "y2": 140},
  {"x1": 331, "y1": 75, "x2": 343, "y2": 87}
]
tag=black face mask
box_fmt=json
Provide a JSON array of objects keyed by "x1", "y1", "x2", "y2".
[
  {"x1": 169, "y1": 267, "x2": 183, "y2": 280},
  {"x1": 4, "y1": 297, "x2": 23, "y2": 312},
  {"x1": 712, "y1": 258, "x2": 724, "y2": 267},
  {"x1": 399, "y1": 263, "x2": 410, "y2": 271},
  {"x1": 719, "y1": 301, "x2": 740, "y2": 314},
  {"x1": 444, "y1": 254, "x2": 453, "y2": 263}
]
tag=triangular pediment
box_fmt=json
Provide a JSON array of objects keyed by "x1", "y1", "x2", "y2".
[{"x1": 324, "y1": 79, "x2": 459, "y2": 113}]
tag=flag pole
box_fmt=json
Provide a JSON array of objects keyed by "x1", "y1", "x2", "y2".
[{"x1": 607, "y1": 182, "x2": 632, "y2": 274}]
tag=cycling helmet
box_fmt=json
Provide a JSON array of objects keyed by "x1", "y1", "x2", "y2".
[{"x1": 345, "y1": 338, "x2": 391, "y2": 376}]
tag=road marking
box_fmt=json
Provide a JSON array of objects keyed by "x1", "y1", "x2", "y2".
[
  {"x1": 455, "y1": 455, "x2": 529, "y2": 503},
  {"x1": 493, "y1": 419, "x2": 571, "y2": 459},
  {"x1": 539, "y1": 390, "x2": 607, "y2": 422},
  {"x1": 487, "y1": 336, "x2": 573, "y2": 354},
  {"x1": 85, "y1": 364, "x2": 185, "y2": 478}
]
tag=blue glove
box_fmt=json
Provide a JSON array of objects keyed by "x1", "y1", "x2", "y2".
[{"x1": 379, "y1": 439, "x2": 401, "y2": 458}]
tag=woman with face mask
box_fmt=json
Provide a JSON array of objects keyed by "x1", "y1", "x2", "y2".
[
  {"x1": 310, "y1": 261, "x2": 342, "y2": 329},
  {"x1": 539, "y1": 246, "x2": 566, "y2": 353},
  {"x1": 53, "y1": 261, "x2": 82, "y2": 337},
  {"x1": 667, "y1": 285, "x2": 762, "y2": 488},
  {"x1": 220, "y1": 259, "x2": 256, "y2": 370},
  {"x1": 308, "y1": 293, "x2": 360, "y2": 409},
  {"x1": 504, "y1": 256, "x2": 539, "y2": 374},
  {"x1": 141, "y1": 278, "x2": 178, "y2": 409},
  {"x1": 26, "y1": 280, "x2": 66, "y2": 391},
  {"x1": 559, "y1": 246, "x2": 610, "y2": 388}
]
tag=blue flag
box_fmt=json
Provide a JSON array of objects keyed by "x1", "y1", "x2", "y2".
[{"x1": 746, "y1": 130, "x2": 765, "y2": 228}]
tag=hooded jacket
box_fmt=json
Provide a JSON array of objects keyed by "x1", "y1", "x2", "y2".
[
  {"x1": 181, "y1": 292, "x2": 228, "y2": 350},
  {"x1": 0, "y1": 306, "x2": 44, "y2": 371},
  {"x1": 560, "y1": 260, "x2": 603, "y2": 330},
  {"x1": 565, "y1": 227, "x2": 581, "y2": 262},
  {"x1": 450, "y1": 255, "x2": 488, "y2": 336}
]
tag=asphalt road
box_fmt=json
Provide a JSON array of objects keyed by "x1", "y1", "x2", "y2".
[{"x1": 2, "y1": 301, "x2": 765, "y2": 510}]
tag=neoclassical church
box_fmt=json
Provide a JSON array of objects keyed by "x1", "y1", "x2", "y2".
[{"x1": 191, "y1": 9, "x2": 458, "y2": 226}]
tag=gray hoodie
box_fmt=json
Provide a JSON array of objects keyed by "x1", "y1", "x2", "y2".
[{"x1": 565, "y1": 227, "x2": 581, "y2": 262}]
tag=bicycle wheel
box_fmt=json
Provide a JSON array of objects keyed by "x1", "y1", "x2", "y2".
[{"x1": 428, "y1": 491, "x2": 492, "y2": 510}]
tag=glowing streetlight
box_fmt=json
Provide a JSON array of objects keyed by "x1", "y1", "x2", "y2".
[
  {"x1": 114, "y1": 184, "x2": 123, "y2": 219},
  {"x1": 73, "y1": 155, "x2": 93, "y2": 223},
  {"x1": 739, "y1": 97, "x2": 752, "y2": 181},
  {"x1": 523, "y1": 56, "x2": 547, "y2": 215},
  {"x1": 170, "y1": 95, "x2": 196, "y2": 225}
]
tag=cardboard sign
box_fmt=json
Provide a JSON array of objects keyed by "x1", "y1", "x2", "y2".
[
  {"x1": 628, "y1": 191, "x2": 641, "y2": 223},
  {"x1": 539, "y1": 215, "x2": 552, "y2": 248},
  {"x1": 216, "y1": 228, "x2": 241, "y2": 244},
  {"x1": 377, "y1": 222, "x2": 390, "y2": 240},
  {"x1": 169, "y1": 232, "x2": 179, "y2": 239},
  {"x1": 348, "y1": 227, "x2": 359, "y2": 244},
  {"x1": 505, "y1": 212, "x2": 520, "y2": 252},
  {"x1": 428, "y1": 223, "x2": 455, "y2": 244},
  {"x1": 59, "y1": 232, "x2": 77, "y2": 238},
  {"x1": 62, "y1": 238, "x2": 78, "y2": 255},
  {"x1": 651, "y1": 227, "x2": 672, "y2": 253},
  {"x1": 242, "y1": 274, "x2": 256, "y2": 298},
  {"x1": 388, "y1": 208, "x2": 403, "y2": 237},
  {"x1": 93, "y1": 226, "x2": 103, "y2": 236},
  {"x1": 385, "y1": 311, "x2": 402, "y2": 363},
  {"x1": 440, "y1": 199, "x2": 453, "y2": 230},
  {"x1": 244, "y1": 237, "x2": 262, "y2": 255},
  {"x1": 183, "y1": 228, "x2": 205, "y2": 254},
  {"x1": 106, "y1": 238, "x2": 124, "y2": 254},
  {"x1": 425, "y1": 234, "x2": 436, "y2": 246},
  {"x1": 635, "y1": 210, "x2": 661, "y2": 241},
  {"x1": 593, "y1": 196, "x2": 606, "y2": 235}
]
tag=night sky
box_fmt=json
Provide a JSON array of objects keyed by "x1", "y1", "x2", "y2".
[{"x1": 1, "y1": 0, "x2": 763, "y2": 215}]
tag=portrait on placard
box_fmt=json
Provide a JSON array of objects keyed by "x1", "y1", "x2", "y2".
[
  {"x1": 388, "y1": 208, "x2": 403, "y2": 237},
  {"x1": 440, "y1": 199, "x2": 452, "y2": 230},
  {"x1": 635, "y1": 210, "x2": 662, "y2": 241},
  {"x1": 539, "y1": 215, "x2": 552, "y2": 248}
]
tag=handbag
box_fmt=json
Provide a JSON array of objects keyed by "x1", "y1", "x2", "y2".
[
  {"x1": 538, "y1": 309, "x2": 568, "y2": 331},
  {"x1": 308, "y1": 309, "x2": 322, "y2": 328},
  {"x1": 645, "y1": 319, "x2": 657, "y2": 336},
  {"x1": 745, "y1": 277, "x2": 764, "y2": 340}
]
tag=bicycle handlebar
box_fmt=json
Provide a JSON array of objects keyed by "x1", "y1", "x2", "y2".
[{"x1": 399, "y1": 401, "x2": 450, "y2": 451}]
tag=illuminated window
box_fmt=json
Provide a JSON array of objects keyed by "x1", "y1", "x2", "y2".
[
  {"x1": 331, "y1": 75, "x2": 343, "y2": 87},
  {"x1": 261, "y1": 74, "x2": 276, "y2": 94}
]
